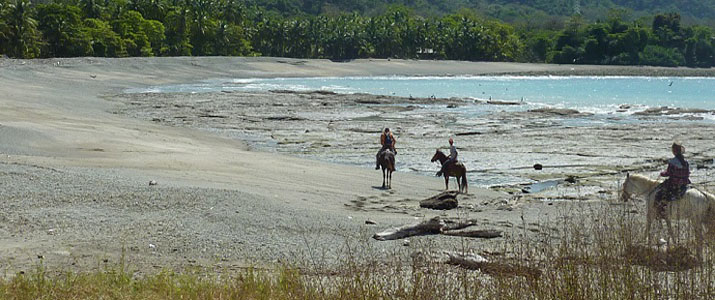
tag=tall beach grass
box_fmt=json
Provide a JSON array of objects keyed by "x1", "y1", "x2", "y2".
[{"x1": 2, "y1": 200, "x2": 713, "y2": 299}]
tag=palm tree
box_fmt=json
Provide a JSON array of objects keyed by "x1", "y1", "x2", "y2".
[
  {"x1": 79, "y1": 0, "x2": 103, "y2": 19},
  {"x1": 5, "y1": 0, "x2": 41, "y2": 58}
]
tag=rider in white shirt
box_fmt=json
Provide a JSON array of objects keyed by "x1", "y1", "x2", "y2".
[{"x1": 436, "y1": 138, "x2": 457, "y2": 176}]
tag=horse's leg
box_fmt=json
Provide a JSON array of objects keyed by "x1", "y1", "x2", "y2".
[
  {"x1": 646, "y1": 205, "x2": 653, "y2": 245},
  {"x1": 462, "y1": 175, "x2": 468, "y2": 194},
  {"x1": 664, "y1": 216, "x2": 676, "y2": 245},
  {"x1": 444, "y1": 176, "x2": 449, "y2": 190},
  {"x1": 382, "y1": 167, "x2": 386, "y2": 188},
  {"x1": 695, "y1": 217, "x2": 704, "y2": 260},
  {"x1": 388, "y1": 170, "x2": 392, "y2": 189}
]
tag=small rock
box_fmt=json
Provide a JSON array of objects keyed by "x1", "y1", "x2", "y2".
[
  {"x1": 149, "y1": 243, "x2": 157, "y2": 249},
  {"x1": 533, "y1": 163, "x2": 543, "y2": 170},
  {"x1": 403, "y1": 239, "x2": 410, "y2": 246},
  {"x1": 565, "y1": 175, "x2": 577, "y2": 183},
  {"x1": 149, "y1": 180, "x2": 157, "y2": 186},
  {"x1": 37, "y1": 255, "x2": 43, "y2": 259},
  {"x1": 47, "y1": 228, "x2": 55, "y2": 235},
  {"x1": 365, "y1": 220, "x2": 376, "y2": 225}
]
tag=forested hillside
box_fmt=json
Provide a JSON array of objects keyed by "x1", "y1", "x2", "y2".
[
  {"x1": 1, "y1": 0, "x2": 713, "y2": 67},
  {"x1": 241, "y1": 0, "x2": 715, "y2": 26}
]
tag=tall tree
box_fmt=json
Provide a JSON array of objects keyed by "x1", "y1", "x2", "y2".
[
  {"x1": 36, "y1": 3, "x2": 93, "y2": 57},
  {"x1": 4, "y1": 0, "x2": 41, "y2": 58}
]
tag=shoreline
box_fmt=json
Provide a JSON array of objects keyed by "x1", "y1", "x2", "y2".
[{"x1": 3, "y1": 57, "x2": 715, "y2": 78}]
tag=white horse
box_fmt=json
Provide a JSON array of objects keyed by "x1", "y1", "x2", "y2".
[{"x1": 620, "y1": 173, "x2": 715, "y2": 256}]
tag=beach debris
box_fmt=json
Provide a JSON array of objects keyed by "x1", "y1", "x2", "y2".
[
  {"x1": 149, "y1": 243, "x2": 157, "y2": 249},
  {"x1": 658, "y1": 238, "x2": 667, "y2": 247},
  {"x1": 565, "y1": 175, "x2": 577, "y2": 183},
  {"x1": 419, "y1": 191, "x2": 459, "y2": 210},
  {"x1": 90, "y1": 74, "x2": 97, "y2": 78},
  {"x1": 403, "y1": 239, "x2": 410, "y2": 246},
  {"x1": 373, "y1": 217, "x2": 444, "y2": 241},
  {"x1": 455, "y1": 131, "x2": 483, "y2": 136},
  {"x1": 449, "y1": 255, "x2": 541, "y2": 279},
  {"x1": 624, "y1": 245, "x2": 699, "y2": 272},
  {"x1": 412, "y1": 250, "x2": 540, "y2": 279},
  {"x1": 365, "y1": 220, "x2": 376, "y2": 225},
  {"x1": 149, "y1": 180, "x2": 157, "y2": 186},
  {"x1": 533, "y1": 163, "x2": 543, "y2": 170},
  {"x1": 442, "y1": 229, "x2": 502, "y2": 239},
  {"x1": 47, "y1": 228, "x2": 55, "y2": 235},
  {"x1": 373, "y1": 216, "x2": 498, "y2": 241}
]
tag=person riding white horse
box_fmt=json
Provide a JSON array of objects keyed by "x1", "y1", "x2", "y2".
[{"x1": 654, "y1": 142, "x2": 691, "y2": 217}]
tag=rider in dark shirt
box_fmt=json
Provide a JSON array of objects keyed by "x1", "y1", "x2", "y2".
[
  {"x1": 655, "y1": 142, "x2": 690, "y2": 213},
  {"x1": 376, "y1": 128, "x2": 396, "y2": 170}
]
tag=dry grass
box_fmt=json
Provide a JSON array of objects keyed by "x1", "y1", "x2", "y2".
[{"x1": 2, "y1": 201, "x2": 714, "y2": 299}]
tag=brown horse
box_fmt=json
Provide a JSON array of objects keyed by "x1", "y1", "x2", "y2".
[
  {"x1": 378, "y1": 150, "x2": 395, "y2": 189},
  {"x1": 431, "y1": 150, "x2": 468, "y2": 193}
]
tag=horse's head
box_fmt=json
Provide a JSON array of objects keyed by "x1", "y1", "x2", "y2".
[
  {"x1": 431, "y1": 149, "x2": 444, "y2": 163},
  {"x1": 620, "y1": 173, "x2": 634, "y2": 202}
]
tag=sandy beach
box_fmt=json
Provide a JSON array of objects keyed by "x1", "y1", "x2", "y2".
[{"x1": 1, "y1": 57, "x2": 714, "y2": 276}]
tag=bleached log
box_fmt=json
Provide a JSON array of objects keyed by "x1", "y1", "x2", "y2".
[
  {"x1": 373, "y1": 217, "x2": 487, "y2": 241},
  {"x1": 372, "y1": 217, "x2": 445, "y2": 241}
]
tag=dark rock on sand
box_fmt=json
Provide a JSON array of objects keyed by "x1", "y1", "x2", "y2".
[
  {"x1": 420, "y1": 191, "x2": 459, "y2": 210},
  {"x1": 528, "y1": 108, "x2": 586, "y2": 116},
  {"x1": 633, "y1": 106, "x2": 713, "y2": 116}
]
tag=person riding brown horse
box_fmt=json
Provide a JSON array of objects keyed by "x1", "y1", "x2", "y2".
[
  {"x1": 431, "y1": 149, "x2": 468, "y2": 193},
  {"x1": 376, "y1": 128, "x2": 396, "y2": 170},
  {"x1": 378, "y1": 149, "x2": 395, "y2": 189},
  {"x1": 436, "y1": 138, "x2": 456, "y2": 177}
]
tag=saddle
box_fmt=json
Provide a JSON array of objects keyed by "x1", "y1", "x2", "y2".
[{"x1": 654, "y1": 184, "x2": 688, "y2": 218}]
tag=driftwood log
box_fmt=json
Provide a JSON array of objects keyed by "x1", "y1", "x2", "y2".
[
  {"x1": 372, "y1": 217, "x2": 445, "y2": 241},
  {"x1": 442, "y1": 229, "x2": 503, "y2": 239},
  {"x1": 372, "y1": 216, "x2": 502, "y2": 241},
  {"x1": 412, "y1": 250, "x2": 541, "y2": 279}
]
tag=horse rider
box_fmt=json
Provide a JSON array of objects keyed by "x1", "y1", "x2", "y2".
[
  {"x1": 376, "y1": 128, "x2": 396, "y2": 170},
  {"x1": 655, "y1": 142, "x2": 691, "y2": 214},
  {"x1": 436, "y1": 138, "x2": 457, "y2": 176}
]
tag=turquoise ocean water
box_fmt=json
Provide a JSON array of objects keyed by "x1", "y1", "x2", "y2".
[{"x1": 129, "y1": 76, "x2": 715, "y2": 119}]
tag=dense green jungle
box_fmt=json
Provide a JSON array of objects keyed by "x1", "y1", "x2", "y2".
[{"x1": 1, "y1": 0, "x2": 713, "y2": 67}]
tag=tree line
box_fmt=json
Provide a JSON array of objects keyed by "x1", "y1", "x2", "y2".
[{"x1": 0, "y1": 0, "x2": 713, "y2": 67}]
